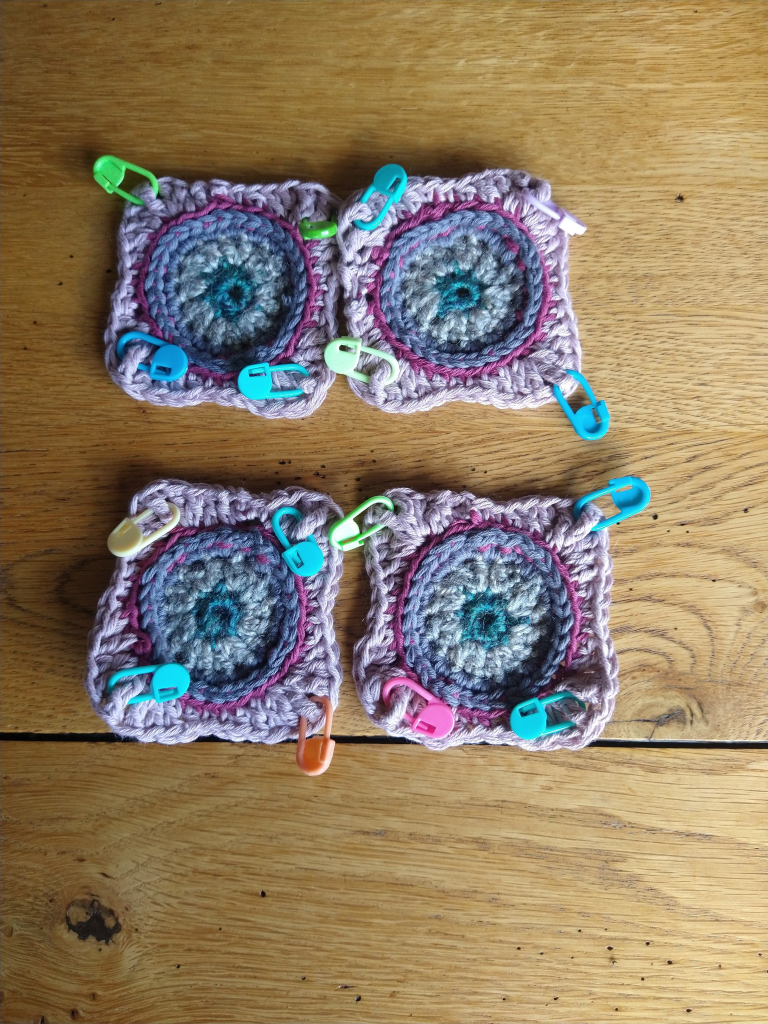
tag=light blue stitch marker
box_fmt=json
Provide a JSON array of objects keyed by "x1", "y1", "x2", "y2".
[
  {"x1": 553, "y1": 369, "x2": 610, "y2": 440},
  {"x1": 510, "y1": 691, "x2": 586, "y2": 740},
  {"x1": 272, "y1": 507, "x2": 324, "y2": 577},
  {"x1": 353, "y1": 164, "x2": 408, "y2": 231},
  {"x1": 107, "y1": 663, "x2": 190, "y2": 704},
  {"x1": 573, "y1": 476, "x2": 651, "y2": 532},
  {"x1": 116, "y1": 331, "x2": 188, "y2": 382},
  {"x1": 237, "y1": 362, "x2": 309, "y2": 400}
]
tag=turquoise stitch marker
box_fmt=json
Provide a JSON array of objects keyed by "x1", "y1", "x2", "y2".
[
  {"x1": 116, "y1": 331, "x2": 188, "y2": 382},
  {"x1": 93, "y1": 156, "x2": 159, "y2": 206},
  {"x1": 353, "y1": 164, "x2": 408, "y2": 231},
  {"x1": 573, "y1": 476, "x2": 651, "y2": 532},
  {"x1": 510, "y1": 691, "x2": 586, "y2": 740},
  {"x1": 237, "y1": 362, "x2": 309, "y2": 400},
  {"x1": 107, "y1": 663, "x2": 190, "y2": 704},
  {"x1": 272, "y1": 507, "x2": 324, "y2": 577},
  {"x1": 553, "y1": 369, "x2": 610, "y2": 440},
  {"x1": 329, "y1": 496, "x2": 395, "y2": 552}
]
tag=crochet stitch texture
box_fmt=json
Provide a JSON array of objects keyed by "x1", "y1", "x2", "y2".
[
  {"x1": 105, "y1": 177, "x2": 339, "y2": 416},
  {"x1": 86, "y1": 480, "x2": 343, "y2": 743},
  {"x1": 353, "y1": 487, "x2": 618, "y2": 750},
  {"x1": 337, "y1": 169, "x2": 581, "y2": 413}
]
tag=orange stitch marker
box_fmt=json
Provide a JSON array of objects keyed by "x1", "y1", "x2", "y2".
[{"x1": 296, "y1": 695, "x2": 335, "y2": 776}]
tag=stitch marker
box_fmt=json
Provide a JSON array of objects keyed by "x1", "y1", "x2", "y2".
[
  {"x1": 116, "y1": 331, "x2": 188, "y2": 382},
  {"x1": 299, "y1": 218, "x2": 337, "y2": 240},
  {"x1": 573, "y1": 476, "x2": 651, "y2": 531},
  {"x1": 382, "y1": 677, "x2": 454, "y2": 739},
  {"x1": 522, "y1": 188, "x2": 586, "y2": 235},
  {"x1": 353, "y1": 163, "x2": 408, "y2": 230},
  {"x1": 296, "y1": 695, "x2": 335, "y2": 776},
  {"x1": 324, "y1": 337, "x2": 400, "y2": 385},
  {"x1": 510, "y1": 691, "x2": 586, "y2": 740},
  {"x1": 108, "y1": 502, "x2": 181, "y2": 557},
  {"x1": 553, "y1": 369, "x2": 610, "y2": 440},
  {"x1": 93, "y1": 155, "x2": 159, "y2": 206},
  {"x1": 107, "y1": 663, "x2": 190, "y2": 704},
  {"x1": 237, "y1": 362, "x2": 309, "y2": 401},
  {"x1": 272, "y1": 506, "x2": 324, "y2": 577},
  {"x1": 329, "y1": 496, "x2": 395, "y2": 552}
]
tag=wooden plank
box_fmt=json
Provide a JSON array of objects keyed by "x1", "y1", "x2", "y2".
[
  {"x1": 1, "y1": 429, "x2": 766, "y2": 740},
  {"x1": 1, "y1": 0, "x2": 766, "y2": 739},
  {"x1": 1, "y1": 743, "x2": 766, "y2": 1024}
]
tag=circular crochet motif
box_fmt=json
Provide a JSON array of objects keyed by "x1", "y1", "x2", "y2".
[
  {"x1": 138, "y1": 527, "x2": 303, "y2": 703},
  {"x1": 400, "y1": 528, "x2": 574, "y2": 712},
  {"x1": 377, "y1": 209, "x2": 545, "y2": 369},
  {"x1": 141, "y1": 208, "x2": 310, "y2": 372}
]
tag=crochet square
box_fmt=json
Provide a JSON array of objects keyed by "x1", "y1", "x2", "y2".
[
  {"x1": 86, "y1": 480, "x2": 343, "y2": 743},
  {"x1": 353, "y1": 487, "x2": 618, "y2": 750},
  {"x1": 105, "y1": 177, "x2": 338, "y2": 417},
  {"x1": 337, "y1": 169, "x2": 582, "y2": 413}
]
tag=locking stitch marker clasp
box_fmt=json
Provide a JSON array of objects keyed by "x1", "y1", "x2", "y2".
[
  {"x1": 93, "y1": 155, "x2": 159, "y2": 206},
  {"x1": 381, "y1": 677, "x2": 455, "y2": 739},
  {"x1": 324, "y1": 337, "x2": 400, "y2": 385},
  {"x1": 107, "y1": 502, "x2": 181, "y2": 557},
  {"x1": 353, "y1": 163, "x2": 408, "y2": 230},
  {"x1": 116, "y1": 331, "x2": 188, "y2": 382},
  {"x1": 510, "y1": 691, "x2": 586, "y2": 740},
  {"x1": 573, "y1": 476, "x2": 651, "y2": 532},
  {"x1": 107, "y1": 663, "x2": 191, "y2": 705},
  {"x1": 328, "y1": 496, "x2": 395, "y2": 552},
  {"x1": 237, "y1": 362, "x2": 309, "y2": 400},
  {"x1": 522, "y1": 188, "x2": 587, "y2": 235},
  {"x1": 296, "y1": 695, "x2": 335, "y2": 776},
  {"x1": 271, "y1": 506, "x2": 324, "y2": 577},
  {"x1": 553, "y1": 369, "x2": 610, "y2": 440}
]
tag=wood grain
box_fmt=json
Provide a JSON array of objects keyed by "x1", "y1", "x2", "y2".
[
  {"x1": 2, "y1": 742, "x2": 766, "y2": 1024},
  {"x1": 1, "y1": 0, "x2": 766, "y2": 737}
]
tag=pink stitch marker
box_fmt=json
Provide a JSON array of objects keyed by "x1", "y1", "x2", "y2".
[{"x1": 381, "y1": 677, "x2": 454, "y2": 739}]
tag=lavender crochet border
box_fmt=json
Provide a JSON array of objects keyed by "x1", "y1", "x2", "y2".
[
  {"x1": 85, "y1": 480, "x2": 344, "y2": 743},
  {"x1": 337, "y1": 169, "x2": 582, "y2": 413},
  {"x1": 104, "y1": 177, "x2": 339, "y2": 418},
  {"x1": 352, "y1": 487, "x2": 618, "y2": 751}
]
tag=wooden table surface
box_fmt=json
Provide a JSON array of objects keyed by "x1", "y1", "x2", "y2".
[{"x1": 1, "y1": 2, "x2": 766, "y2": 1022}]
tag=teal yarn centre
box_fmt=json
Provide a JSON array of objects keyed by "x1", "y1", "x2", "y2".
[
  {"x1": 458, "y1": 589, "x2": 530, "y2": 650},
  {"x1": 193, "y1": 580, "x2": 243, "y2": 646},
  {"x1": 202, "y1": 259, "x2": 257, "y2": 320}
]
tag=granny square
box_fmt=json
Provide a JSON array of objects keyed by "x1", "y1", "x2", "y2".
[
  {"x1": 337, "y1": 169, "x2": 582, "y2": 413},
  {"x1": 104, "y1": 176, "x2": 339, "y2": 416},
  {"x1": 353, "y1": 487, "x2": 618, "y2": 749},
  {"x1": 86, "y1": 480, "x2": 343, "y2": 742}
]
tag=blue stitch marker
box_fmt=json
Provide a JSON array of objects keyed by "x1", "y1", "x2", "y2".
[
  {"x1": 510, "y1": 691, "x2": 586, "y2": 740},
  {"x1": 553, "y1": 369, "x2": 610, "y2": 440},
  {"x1": 116, "y1": 331, "x2": 188, "y2": 382},
  {"x1": 237, "y1": 362, "x2": 309, "y2": 400},
  {"x1": 107, "y1": 663, "x2": 190, "y2": 704},
  {"x1": 353, "y1": 164, "x2": 408, "y2": 231},
  {"x1": 573, "y1": 476, "x2": 651, "y2": 531},
  {"x1": 272, "y1": 507, "x2": 324, "y2": 577}
]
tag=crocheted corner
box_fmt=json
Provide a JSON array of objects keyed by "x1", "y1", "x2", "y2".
[
  {"x1": 337, "y1": 169, "x2": 582, "y2": 414},
  {"x1": 104, "y1": 178, "x2": 339, "y2": 417},
  {"x1": 353, "y1": 487, "x2": 618, "y2": 750},
  {"x1": 85, "y1": 480, "x2": 343, "y2": 743}
]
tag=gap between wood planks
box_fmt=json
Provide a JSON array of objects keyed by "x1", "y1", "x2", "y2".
[{"x1": 1, "y1": 732, "x2": 766, "y2": 748}]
